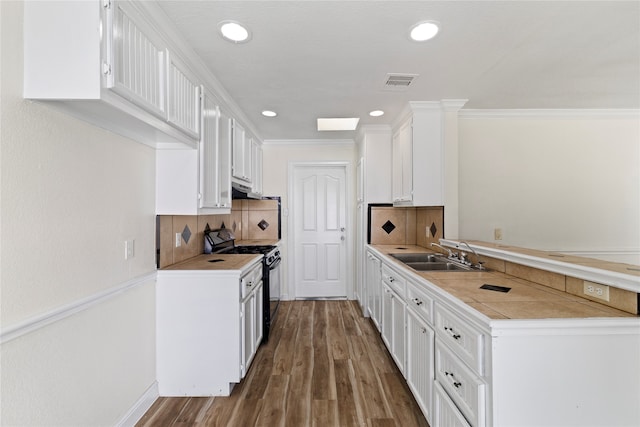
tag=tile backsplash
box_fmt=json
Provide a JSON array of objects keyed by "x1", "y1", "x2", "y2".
[
  {"x1": 157, "y1": 199, "x2": 280, "y2": 268},
  {"x1": 369, "y1": 205, "x2": 444, "y2": 248}
]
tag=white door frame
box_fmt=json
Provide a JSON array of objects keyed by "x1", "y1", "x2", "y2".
[{"x1": 287, "y1": 161, "x2": 353, "y2": 300}]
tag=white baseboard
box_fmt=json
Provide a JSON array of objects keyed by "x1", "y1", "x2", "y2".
[{"x1": 116, "y1": 381, "x2": 159, "y2": 427}]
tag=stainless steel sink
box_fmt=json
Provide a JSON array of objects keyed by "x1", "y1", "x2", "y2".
[
  {"x1": 390, "y1": 253, "x2": 445, "y2": 263},
  {"x1": 405, "y1": 262, "x2": 472, "y2": 272}
]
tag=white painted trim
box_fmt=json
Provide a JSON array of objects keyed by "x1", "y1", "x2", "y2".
[
  {"x1": 288, "y1": 161, "x2": 353, "y2": 300},
  {"x1": 490, "y1": 318, "x2": 640, "y2": 337},
  {"x1": 440, "y1": 239, "x2": 640, "y2": 293},
  {"x1": 0, "y1": 272, "x2": 157, "y2": 344},
  {"x1": 115, "y1": 381, "x2": 159, "y2": 427},
  {"x1": 263, "y1": 139, "x2": 355, "y2": 146},
  {"x1": 459, "y1": 109, "x2": 640, "y2": 119}
]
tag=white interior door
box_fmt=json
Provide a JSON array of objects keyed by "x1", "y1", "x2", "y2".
[{"x1": 292, "y1": 165, "x2": 347, "y2": 298}]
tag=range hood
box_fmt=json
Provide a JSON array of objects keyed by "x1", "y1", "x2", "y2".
[{"x1": 232, "y1": 181, "x2": 261, "y2": 199}]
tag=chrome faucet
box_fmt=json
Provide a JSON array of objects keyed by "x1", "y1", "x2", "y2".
[
  {"x1": 431, "y1": 243, "x2": 455, "y2": 259},
  {"x1": 458, "y1": 241, "x2": 485, "y2": 270}
]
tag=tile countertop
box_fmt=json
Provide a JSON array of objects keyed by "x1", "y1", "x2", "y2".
[
  {"x1": 161, "y1": 254, "x2": 262, "y2": 271},
  {"x1": 371, "y1": 245, "x2": 637, "y2": 320}
]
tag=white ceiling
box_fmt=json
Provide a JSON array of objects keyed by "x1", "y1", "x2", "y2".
[{"x1": 157, "y1": 1, "x2": 640, "y2": 141}]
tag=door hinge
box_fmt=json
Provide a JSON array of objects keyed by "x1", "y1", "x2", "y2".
[
  {"x1": 103, "y1": 0, "x2": 112, "y2": 9},
  {"x1": 102, "y1": 62, "x2": 112, "y2": 76}
]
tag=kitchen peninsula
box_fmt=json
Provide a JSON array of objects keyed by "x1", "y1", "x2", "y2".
[{"x1": 365, "y1": 240, "x2": 640, "y2": 426}]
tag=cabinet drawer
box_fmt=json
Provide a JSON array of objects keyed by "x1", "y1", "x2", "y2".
[
  {"x1": 407, "y1": 280, "x2": 434, "y2": 324},
  {"x1": 241, "y1": 263, "x2": 263, "y2": 299},
  {"x1": 381, "y1": 264, "x2": 405, "y2": 297},
  {"x1": 435, "y1": 304, "x2": 484, "y2": 375},
  {"x1": 433, "y1": 381, "x2": 471, "y2": 427},
  {"x1": 435, "y1": 339, "x2": 486, "y2": 427}
]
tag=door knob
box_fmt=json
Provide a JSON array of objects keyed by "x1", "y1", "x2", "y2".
[
  {"x1": 341, "y1": 236, "x2": 345, "y2": 241},
  {"x1": 340, "y1": 227, "x2": 345, "y2": 232}
]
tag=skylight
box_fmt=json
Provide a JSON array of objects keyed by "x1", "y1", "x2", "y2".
[{"x1": 317, "y1": 118, "x2": 360, "y2": 131}]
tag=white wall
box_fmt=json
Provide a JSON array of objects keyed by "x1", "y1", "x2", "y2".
[
  {"x1": 262, "y1": 142, "x2": 357, "y2": 299},
  {"x1": 458, "y1": 113, "x2": 640, "y2": 264},
  {"x1": 1, "y1": 2, "x2": 157, "y2": 424}
]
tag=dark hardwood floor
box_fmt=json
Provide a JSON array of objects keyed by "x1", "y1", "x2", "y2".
[{"x1": 136, "y1": 300, "x2": 429, "y2": 427}]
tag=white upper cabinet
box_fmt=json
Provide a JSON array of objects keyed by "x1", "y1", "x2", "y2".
[
  {"x1": 251, "y1": 139, "x2": 264, "y2": 197},
  {"x1": 23, "y1": 0, "x2": 199, "y2": 148},
  {"x1": 109, "y1": 0, "x2": 167, "y2": 119},
  {"x1": 232, "y1": 120, "x2": 253, "y2": 184},
  {"x1": 391, "y1": 101, "x2": 466, "y2": 207},
  {"x1": 166, "y1": 53, "x2": 201, "y2": 139},
  {"x1": 156, "y1": 91, "x2": 232, "y2": 215},
  {"x1": 199, "y1": 90, "x2": 232, "y2": 211}
]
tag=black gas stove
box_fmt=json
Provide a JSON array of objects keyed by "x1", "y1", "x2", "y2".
[{"x1": 204, "y1": 228, "x2": 281, "y2": 342}]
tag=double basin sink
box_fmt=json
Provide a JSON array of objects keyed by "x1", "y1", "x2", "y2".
[{"x1": 390, "y1": 252, "x2": 474, "y2": 272}]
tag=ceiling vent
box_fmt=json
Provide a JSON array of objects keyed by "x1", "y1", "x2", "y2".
[{"x1": 382, "y1": 73, "x2": 419, "y2": 91}]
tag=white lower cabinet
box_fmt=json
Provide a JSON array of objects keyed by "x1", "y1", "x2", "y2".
[
  {"x1": 381, "y1": 264, "x2": 407, "y2": 375},
  {"x1": 406, "y1": 306, "x2": 435, "y2": 421},
  {"x1": 241, "y1": 279, "x2": 263, "y2": 377},
  {"x1": 366, "y1": 246, "x2": 640, "y2": 427},
  {"x1": 156, "y1": 260, "x2": 263, "y2": 396}
]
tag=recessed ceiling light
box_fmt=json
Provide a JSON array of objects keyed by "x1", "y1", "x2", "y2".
[
  {"x1": 317, "y1": 118, "x2": 360, "y2": 131},
  {"x1": 369, "y1": 110, "x2": 385, "y2": 117},
  {"x1": 409, "y1": 21, "x2": 439, "y2": 42},
  {"x1": 262, "y1": 110, "x2": 277, "y2": 117},
  {"x1": 219, "y1": 20, "x2": 251, "y2": 43}
]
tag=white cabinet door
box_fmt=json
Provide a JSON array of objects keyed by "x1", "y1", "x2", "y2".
[
  {"x1": 167, "y1": 52, "x2": 200, "y2": 139},
  {"x1": 232, "y1": 120, "x2": 252, "y2": 183},
  {"x1": 200, "y1": 91, "x2": 220, "y2": 209},
  {"x1": 392, "y1": 118, "x2": 413, "y2": 203},
  {"x1": 366, "y1": 251, "x2": 382, "y2": 331},
  {"x1": 407, "y1": 307, "x2": 435, "y2": 423},
  {"x1": 241, "y1": 279, "x2": 263, "y2": 378},
  {"x1": 254, "y1": 281, "x2": 264, "y2": 349},
  {"x1": 381, "y1": 283, "x2": 393, "y2": 350},
  {"x1": 217, "y1": 109, "x2": 233, "y2": 208},
  {"x1": 381, "y1": 281, "x2": 406, "y2": 374},
  {"x1": 240, "y1": 289, "x2": 254, "y2": 378},
  {"x1": 110, "y1": 1, "x2": 166, "y2": 118},
  {"x1": 199, "y1": 91, "x2": 231, "y2": 211},
  {"x1": 251, "y1": 139, "x2": 263, "y2": 196},
  {"x1": 391, "y1": 289, "x2": 406, "y2": 375}
]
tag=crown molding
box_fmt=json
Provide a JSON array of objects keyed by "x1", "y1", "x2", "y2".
[{"x1": 459, "y1": 109, "x2": 640, "y2": 119}]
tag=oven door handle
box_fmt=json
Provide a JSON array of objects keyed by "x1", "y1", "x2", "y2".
[{"x1": 268, "y1": 257, "x2": 282, "y2": 270}]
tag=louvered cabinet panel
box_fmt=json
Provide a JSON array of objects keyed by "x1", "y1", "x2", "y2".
[
  {"x1": 406, "y1": 307, "x2": 435, "y2": 423},
  {"x1": 111, "y1": 1, "x2": 166, "y2": 118},
  {"x1": 167, "y1": 53, "x2": 201, "y2": 138}
]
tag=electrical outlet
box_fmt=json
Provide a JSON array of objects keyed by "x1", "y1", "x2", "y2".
[
  {"x1": 494, "y1": 228, "x2": 503, "y2": 240},
  {"x1": 425, "y1": 226, "x2": 430, "y2": 237},
  {"x1": 583, "y1": 281, "x2": 610, "y2": 302},
  {"x1": 175, "y1": 232, "x2": 182, "y2": 248}
]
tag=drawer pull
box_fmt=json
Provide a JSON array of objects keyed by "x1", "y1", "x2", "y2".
[
  {"x1": 413, "y1": 298, "x2": 423, "y2": 306},
  {"x1": 444, "y1": 326, "x2": 461, "y2": 340},
  {"x1": 389, "y1": 277, "x2": 395, "y2": 282},
  {"x1": 421, "y1": 327, "x2": 427, "y2": 334},
  {"x1": 445, "y1": 371, "x2": 463, "y2": 388}
]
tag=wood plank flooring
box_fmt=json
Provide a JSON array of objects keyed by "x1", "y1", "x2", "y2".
[{"x1": 136, "y1": 300, "x2": 429, "y2": 427}]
